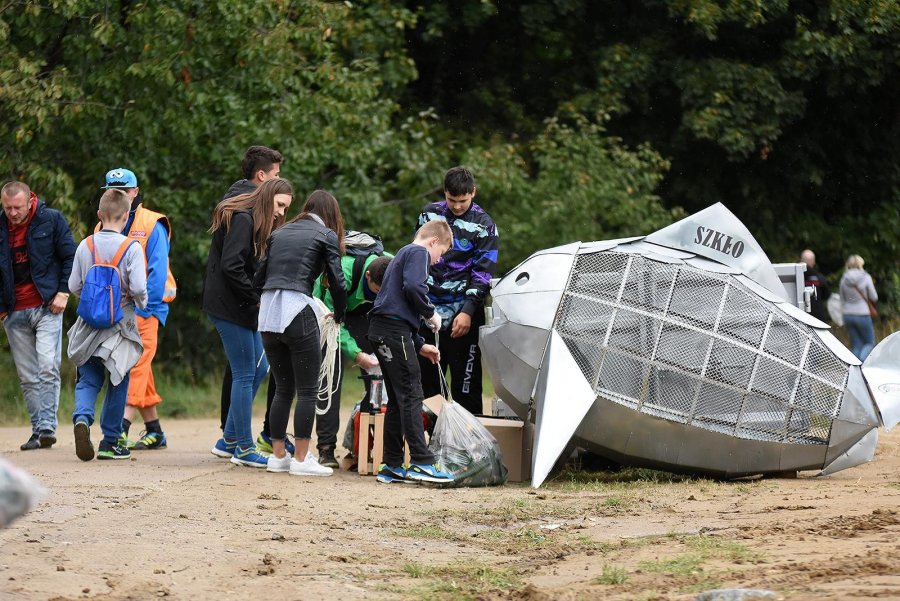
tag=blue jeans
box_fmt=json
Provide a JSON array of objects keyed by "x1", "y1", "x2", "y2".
[
  {"x1": 209, "y1": 315, "x2": 268, "y2": 449},
  {"x1": 844, "y1": 314, "x2": 876, "y2": 361},
  {"x1": 72, "y1": 356, "x2": 130, "y2": 444},
  {"x1": 2, "y1": 306, "x2": 63, "y2": 435}
]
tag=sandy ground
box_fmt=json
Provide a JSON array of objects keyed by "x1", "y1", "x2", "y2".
[{"x1": 1, "y1": 411, "x2": 898, "y2": 601}]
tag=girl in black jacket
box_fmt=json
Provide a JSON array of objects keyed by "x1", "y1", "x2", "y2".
[
  {"x1": 256, "y1": 190, "x2": 347, "y2": 476},
  {"x1": 203, "y1": 178, "x2": 293, "y2": 467}
]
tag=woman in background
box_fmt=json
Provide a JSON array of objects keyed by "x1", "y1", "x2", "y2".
[{"x1": 839, "y1": 254, "x2": 878, "y2": 361}]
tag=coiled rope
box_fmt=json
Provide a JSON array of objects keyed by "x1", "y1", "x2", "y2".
[{"x1": 315, "y1": 298, "x2": 342, "y2": 416}]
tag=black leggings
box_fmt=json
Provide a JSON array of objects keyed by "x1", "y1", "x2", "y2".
[{"x1": 262, "y1": 306, "x2": 321, "y2": 441}]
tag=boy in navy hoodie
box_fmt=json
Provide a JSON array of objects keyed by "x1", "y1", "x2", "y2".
[{"x1": 367, "y1": 220, "x2": 454, "y2": 484}]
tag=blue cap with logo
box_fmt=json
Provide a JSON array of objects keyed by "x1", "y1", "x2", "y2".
[{"x1": 102, "y1": 168, "x2": 138, "y2": 189}]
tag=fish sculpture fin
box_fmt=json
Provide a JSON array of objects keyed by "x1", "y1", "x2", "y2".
[{"x1": 531, "y1": 329, "x2": 597, "y2": 487}]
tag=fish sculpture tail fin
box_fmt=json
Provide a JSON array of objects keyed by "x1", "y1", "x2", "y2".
[{"x1": 861, "y1": 332, "x2": 900, "y2": 430}]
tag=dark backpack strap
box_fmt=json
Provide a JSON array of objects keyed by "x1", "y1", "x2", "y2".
[{"x1": 349, "y1": 255, "x2": 367, "y2": 296}]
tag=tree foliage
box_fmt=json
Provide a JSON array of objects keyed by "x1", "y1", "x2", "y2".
[
  {"x1": 405, "y1": 0, "x2": 900, "y2": 287},
  {"x1": 2, "y1": 0, "x2": 897, "y2": 371},
  {"x1": 1, "y1": 0, "x2": 432, "y2": 370}
]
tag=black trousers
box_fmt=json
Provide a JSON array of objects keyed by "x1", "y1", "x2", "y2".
[
  {"x1": 418, "y1": 308, "x2": 485, "y2": 415},
  {"x1": 367, "y1": 316, "x2": 433, "y2": 466},
  {"x1": 261, "y1": 306, "x2": 320, "y2": 441},
  {"x1": 315, "y1": 308, "x2": 373, "y2": 451}
]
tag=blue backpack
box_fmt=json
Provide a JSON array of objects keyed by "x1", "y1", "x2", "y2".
[{"x1": 76, "y1": 236, "x2": 137, "y2": 329}]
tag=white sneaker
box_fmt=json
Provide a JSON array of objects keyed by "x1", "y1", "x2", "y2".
[
  {"x1": 267, "y1": 453, "x2": 292, "y2": 473},
  {"x1": 289, "y1": 455, "x2": 333, "y2": 477}
]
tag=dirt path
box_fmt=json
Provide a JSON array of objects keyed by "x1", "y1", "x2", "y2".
[{"x1": 1, "y1": 415, "x2": 898, "y2": 600}]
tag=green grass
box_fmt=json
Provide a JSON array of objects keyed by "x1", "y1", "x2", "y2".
[
  {"x1": 637, "y1": 534, "x2": 759, "y2": 585},
  {"x1": 640, "y1": 553, "x2": 705, "y2": 576},
  {"x1": 554, "y1": 467, "x2": 701, "y2": 491},
  {"x1": 393, "y1": 525, "x2": 461, "y2": 540},
  {"x1": 401, "y1": 559, "x2": 521, "y2": 600},
  {"x1": 592, "y1": 564, "x2": 629, "y2": 585}
]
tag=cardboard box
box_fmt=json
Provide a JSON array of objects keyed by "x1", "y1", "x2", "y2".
[{"x1": 423, "y1": 395, "x2": 533, "y2": 483}]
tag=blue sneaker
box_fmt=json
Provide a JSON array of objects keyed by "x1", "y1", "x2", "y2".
[
  {"x1": 230, "y1": 445, "x2": 268, "y2": 468},
  {"x1": 211, "y1": 438, "x2": 237, "y2": 458},
  {"x1": 376, "y1": 463, "x2": 409, "y2": 484},
  {"x1": 256, "y1": 432, "x2": 295, "y2": 456},
  {"x1": 131, "y1": 430, "x2": 167, "y2": 450},
  {"x1": 406, "y1": 463, "x2": 455, "y2": 484}
]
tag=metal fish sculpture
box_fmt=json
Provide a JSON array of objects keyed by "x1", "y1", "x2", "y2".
[{"x1": 481, "y1": 203, "x2": 900, "y2": 487}]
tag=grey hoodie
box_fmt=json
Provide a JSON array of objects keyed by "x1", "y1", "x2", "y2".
[{"x1": 839, "y1": 268, "x2": 877, "y2": 316}]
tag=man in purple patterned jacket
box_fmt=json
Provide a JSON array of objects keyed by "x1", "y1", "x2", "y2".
[{"x1": 416, "y1": 167, "x2": 499, "y2": 415}]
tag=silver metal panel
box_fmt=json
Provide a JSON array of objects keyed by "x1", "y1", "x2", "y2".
[
  {"x1": 685, "y1": 255, "x2": 743, "y2": 274},
  {"x1": 617, "y1": 240, "x2": 694, "y2": 263},
  {"x1": 734, "y1": 275, "x2": 788, "y2": 304},
  {"x1": 572, "y1": 397, "x2": 826, "y2": 476},
  {"x1": 644, "y1": 203, "x2": 789, "y2": 300},
  {"x1": 774, "y1": 262, "x2": 808, "y2": 310},
  {"x1": 479, "y1": 324, "x2": 535, "y2": 419},
  {"x1": 631, "y1": 240, "x2": 697, "y2": 260},
  {"x1": 840, "y1": 367, "x2": 880, "y2": 426},
  {"x1": 492, "y1": 252, "x2": 575, "y2": 297},
  {"x1": 492, "y1": 322, "x2": 550, "y2": 370},
  {"x1": 815, "y1": 329, "x2": 862, "y2": 366},
  {"x1": 820, "y1": 429, "x2": 878, "y2": 476},
  {"x1": 861, "y1": 331, "x2": 900, "y2": 430},
  {"x1": 494, "y1": 290, "x2": 566, "y2": 331},
  {"x1": 777, "y1": 301, "x2": 830, "y2": 329},
  {"x1": 577, "y1": 237, "x2": 642, "y2": 254},
  {"x1": 824, "y1": 418, "x2": 876, "y2": 466},
  {"x1": 531, "y1": 330, "x2": 598, "y2": 488}
]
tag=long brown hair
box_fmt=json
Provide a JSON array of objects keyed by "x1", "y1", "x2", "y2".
[
  {"x1": 209, "y1": 178, "x2": 293, "y2": 256},
  {"x1": 290, "y1": 189, "x2": 345, "y2": 254}
]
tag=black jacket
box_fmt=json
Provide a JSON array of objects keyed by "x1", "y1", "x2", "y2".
[
  {"x1": 0, "y1": 198, "x2": 76, "y2": 313},
  {"x1": 222, "y1": 179, "x2": 256, "y2": 201},
  {"x1": 254, "y1": 219, "x2": 348, "y2": 323},
  {"x1": 202, "y1": 211, "x2": 260, "y2": 328}
]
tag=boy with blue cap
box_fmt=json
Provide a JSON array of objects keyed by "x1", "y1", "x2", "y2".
[{"x1": 99, "y1": 168, "x2": 176, "y2": 450}]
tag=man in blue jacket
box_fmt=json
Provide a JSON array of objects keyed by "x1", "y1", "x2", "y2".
[{"x1": 0, "y1": 181, "x2": 76, "y2": 450}]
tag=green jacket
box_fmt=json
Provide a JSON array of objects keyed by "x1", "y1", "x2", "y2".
[{"x1": 313, "y1": 252, "x2": 392, "y2": 359}]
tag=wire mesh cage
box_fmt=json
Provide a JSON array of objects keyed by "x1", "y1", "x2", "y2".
[{"x1": 555, "y1": 251, "x2": 850, "y2": 445}]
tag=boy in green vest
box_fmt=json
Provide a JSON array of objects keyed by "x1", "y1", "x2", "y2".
[{"x1": 312, "y1": 254, "x2": 392, "y2": 467}]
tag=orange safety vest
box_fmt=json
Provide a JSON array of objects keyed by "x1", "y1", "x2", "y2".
[{"x1": 95, "y1": 205, "x2": 177, "y2": 302}]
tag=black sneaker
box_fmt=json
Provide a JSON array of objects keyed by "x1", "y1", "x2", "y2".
[
  {"x1": 97, "y1": 440, "x2": 130, "y2": 460},
  {"x1": 20, "y1": 433, "x2": 40, "y2": 451},
  {"x1": 74, "y1": 420, "x2": 94, "y2": 461},
  {"x1": 318, "y1": 447, "x2": 339, "y2": 469},
  {"x1": 39, "y1": 430, "x2": 56, "y2": 448}
]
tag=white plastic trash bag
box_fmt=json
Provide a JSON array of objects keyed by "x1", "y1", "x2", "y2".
[
  {"x1": 827, "y1": 294, "x2": 844, "y2": 326},
  {"x1": 428, "y1": 399, "x2": 507, "y2": 487}
]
